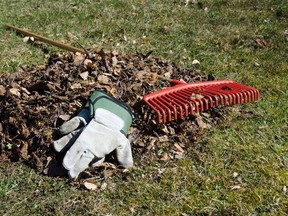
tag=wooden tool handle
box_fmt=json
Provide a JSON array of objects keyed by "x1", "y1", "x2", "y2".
[{"x1": 5, "y1": 24, "x2": 86, "y2": 54}]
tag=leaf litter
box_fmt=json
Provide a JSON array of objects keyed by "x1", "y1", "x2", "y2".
[{"x1": 0, "y1": 49, "x2": 229, "y2": 181}]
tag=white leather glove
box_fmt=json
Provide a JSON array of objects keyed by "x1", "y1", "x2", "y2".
[
  {"x1": 53, "y1": 108, "x2": 90, "y2": 152},
  {"x1": 53, "y1": 90, "x2": 134, "y2": 179},
  {"x1": 59, "y1": 109, "x2": 133, "y2": 178}
]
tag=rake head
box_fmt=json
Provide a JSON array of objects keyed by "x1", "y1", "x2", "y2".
[{"x1": 143, "y1": 80, "x2": 260, "y2": 123}]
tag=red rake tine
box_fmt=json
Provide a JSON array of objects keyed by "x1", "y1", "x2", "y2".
[{"x1": 143, "y1": 80, "x2": 260, "y2": 124}]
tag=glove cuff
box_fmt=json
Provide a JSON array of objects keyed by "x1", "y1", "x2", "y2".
[
  {"x1": 77, "y1": 108, "x2": 90, "y2": 125},
  {"x1": 86, "y1": 90, "x2": 133, "y2": 135}
]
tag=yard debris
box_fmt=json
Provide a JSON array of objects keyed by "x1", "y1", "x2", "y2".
[
  {"x1": 83, "y1": 181, "x2": 98, "y2": 191},
  {"x1": 192, "y1": 59, "x2": 200, "y2": 69},
  {"x1": 230, "y1": 185, "x2": 241, "y2": 191},
  {"x1": 283, "y1": 185, "x2": 287, "y2": 193},
  {"x1": 159, "y1": 152, "x2": 169, "y2": 161},
  {"x1": 284, "y1": 30, "x2": 288, "y2": 41},
  {"x1": 0, "y1": 49, "x2": 228, "y2": 177},
  {"x1": 254, "y1": 35, "x2": 267, "y2": 48},
  {"x1": 232, "y1": 172, "x2": 239, "y2": 178},
  {"x1": 0, "y1": 85, "x2": 6, "y2": 96}
]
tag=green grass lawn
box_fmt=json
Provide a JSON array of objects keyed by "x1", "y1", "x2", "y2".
[{"x1": 1, "y1": 0, "x2": 288, "y2": 215}]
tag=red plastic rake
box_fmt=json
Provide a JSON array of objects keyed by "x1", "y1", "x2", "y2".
[{"x1": 143, "y1": 80, "x2": 260, "y2": 123}]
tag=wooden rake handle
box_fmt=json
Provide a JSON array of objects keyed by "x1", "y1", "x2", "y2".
[{"x1": 5, "y1": 24, "x2": 86, "y2": 54}]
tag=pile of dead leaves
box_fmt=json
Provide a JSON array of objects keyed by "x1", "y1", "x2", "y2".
[{"x1": 0, "y1": 50, "x2": 226, "y2": 176}]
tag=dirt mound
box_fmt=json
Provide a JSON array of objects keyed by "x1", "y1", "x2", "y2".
[{"x1": 0, "y1": 50, "x2": 225, "y2": 176}]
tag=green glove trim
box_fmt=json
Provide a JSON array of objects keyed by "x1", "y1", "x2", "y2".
[{"x1": 85, "y1": 90, "x2": 133, "y2": 135}]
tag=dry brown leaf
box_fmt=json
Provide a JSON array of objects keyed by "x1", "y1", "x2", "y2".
[
  {"x1": 144, "y1": 66, "x2": 150, "y2": 73},
  {"x1": 84, "y1": 59, "x2": 92, "y2": 67},
  {"x1": 21, "y1": 123, "x2": 30, "y2": 139},
  {"x1": 67, "y1": 32, "x2": 77, "y2": 40},
  {"x1": 97, "y1": 75, "x2": 111, "y2": 85},
  {"x1": 111, "y1": 50, "x2": 118, "y2": 56},
  {"x1": 32, "y1": 152, "x2": 43, "y2": 171},
  {"x1": 160, "y1": 152, "x2": 169, "y2": 161},
  {"x1": 83, "y1": 181, "x2": 97, "y2": 191},
  {"x1": 159, "y1": 135, "x2": 169, "y2": 143},
  {"x1": 20, "y1": 87, "x2": 31, "y2": 95},
  {"x1": 161, "y1": 125, "x2": 169, "y2": 134},
  {"x1": 201, "y1": 112, "x2": 211, "y2": 118},
  {"x1": 255, "y1": 37, "x2": 267, "y2": 48},
  {"x1": 173, "y1": 143, "x2": 184, "y2": 153},
  {"x1": 112, "y1": 56, "x2": 118, "y2": 67},
  {"x1": 163, "y1": 71, "x2": 172, "y2": 79},
  {"x1": 73, "y1": 52, "x2": 85, "y2": 63},
  {"x1": 108, "y1": 87, "x2": 117, "y2": 96},
  {"x1": 150, "y1": 73, "x2": 158, "y2": 82},
  {"x1": 0, "y1": 85, "x2": 6, "y2": 96},
  {"x1": 168, "y1": 126, "x2": 175, "y2": 135},
  {"x1": 147, "y1": 138, "x2": 157, "y2": 150},
  {"x1": 112, "y1": 65, "x2": 121, "y2": 76},
  {"x1": 103, "y1": 169, "x2": 114, "y2": 178},
  {"x1": 79, "y1": 71, "x2": 89, "y2": 80},
  {"x1": 192, "y1": 59, "x2": 200, "y2": 69},
  {"x1": 8, "y1": 117, "x2": 17, "y2": 124},
  {"x1": 8, "y1": 88, "x2": 21, "y2": 97},
  {"x1": 285, "y1": 30, "x2": 288, "y2": 41},
  {"x1": 126, "y1": 62, "x2": 134, "y2": 69},
  {"x1": 196, "y1": 115, "x2": 211, "y2": 129},
  {"x1": 23, "y1": 36, "x2": 30, "y2": 43},
  {"x1": 10, "y1": 82, "x2": 20, "y2": 88},
  {"x1": 283, "y1": 185, "x2": 287, "y2": 193},
  {"x1": 20, "y1": 141, "x2": 29, "y2": 160},
  {"x1": 230, "y1": 185, "x2": 241, "y2": 191},
  {"x1": 100, "y1": 182, "x2": 108, "y2": 191},
  {"x1": 135, "y1": 71, "x2": 147, "y2": 80},
  {"x1": 190, "y1": 93, "x2": 203, "y2": 100},
  {"x1": 70, "y1": 83, "x2": 82, "y2": 89}
]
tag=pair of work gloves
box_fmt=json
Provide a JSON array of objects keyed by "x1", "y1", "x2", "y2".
[{"x1": 53, "y1": 90, "x2": 134, "y2": 179}]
